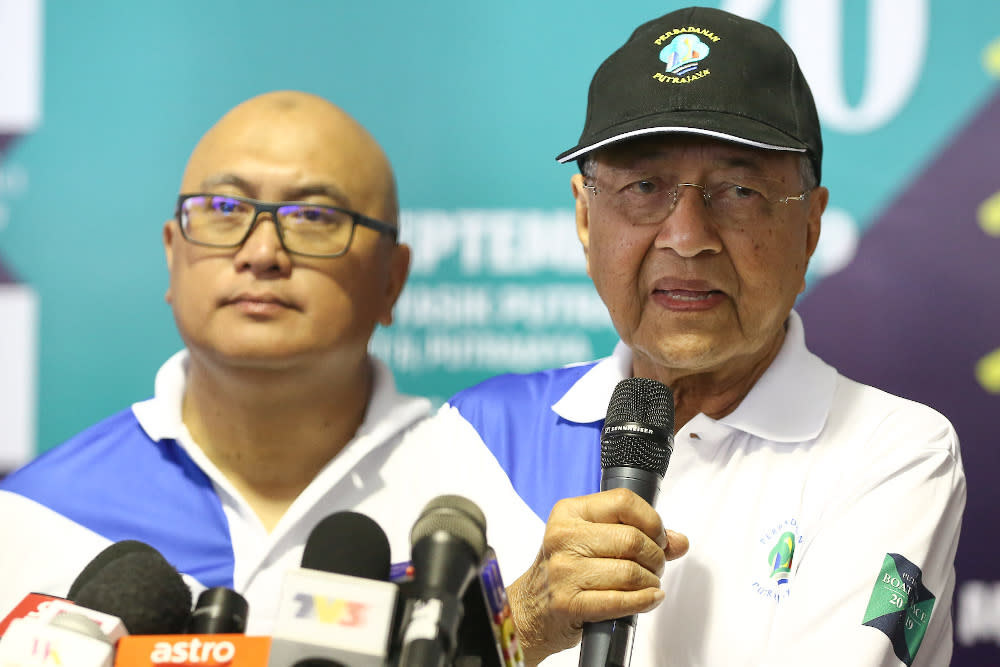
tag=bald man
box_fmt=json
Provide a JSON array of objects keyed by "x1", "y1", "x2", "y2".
[{"x1": 0, "y1": 91, "x2": 544, "y2": 635}]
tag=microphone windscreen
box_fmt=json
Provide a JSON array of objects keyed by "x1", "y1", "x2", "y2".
[
  {"x1": 67, "y1": 539, "x2": 156, "y2": 600},
  {"x1": 410, "y1": 495, "x2": 488, "y2": 560},
  {"x1": 601, "y1": 377, "x2": 674, "y2": 476},
  {"x1": 70, "y1": 549, "x2": 192, "y2": 635},
  {"x1": 301, "y1": 511, "x2": 392, "y2": 580}
]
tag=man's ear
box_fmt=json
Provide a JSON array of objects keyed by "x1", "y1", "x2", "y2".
[
  {"x1": 378, "y1": 241, "x2": 411, "y2": 326},
  {"x1": 163, "y1": 219, "x2": 176, "y2": 304},
  {"x1": 800, "y1": 186, "x2": 828, "y2": 294},
  {"x1": 571, "y1": 173, "x2": 593, "y2": 279}
]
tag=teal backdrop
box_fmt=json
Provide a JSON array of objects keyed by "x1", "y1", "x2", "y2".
[{"x1": 1, "y1": 1, "x2": 999, "y2": 662}]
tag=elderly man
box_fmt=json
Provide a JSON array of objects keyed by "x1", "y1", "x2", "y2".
[
  {"x1": 430, "y1": 7, "x2": 966, "y2": 666},
  {"x1": 0, "y1": 91, "x2": 542, "y2": 635}
]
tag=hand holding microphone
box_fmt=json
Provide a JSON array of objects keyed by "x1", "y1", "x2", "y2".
[{"x1": 506, "y1": 378, "x2": 689, "y2": 667}]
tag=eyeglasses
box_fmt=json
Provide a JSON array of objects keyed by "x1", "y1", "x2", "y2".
[
  {"x1": 582, "y1": 180, "x2": 810, "y2": 227},
  {"x1": 175, "y1": 193, "x2": 398, "y2": 258}
]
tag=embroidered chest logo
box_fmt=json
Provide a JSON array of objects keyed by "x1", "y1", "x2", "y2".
[
  {"x1": 652, "y1": 25, "x2": 720, "y2": 84},
  {"x1": 862, "y1": 553, "x2": 936, "y2": 666},
  {"x1": 768, "y1": 531, "x2": 796, "y2": 585},
  {"x1": 751, "y1": 518, "x2": 803, "y2": 603}
]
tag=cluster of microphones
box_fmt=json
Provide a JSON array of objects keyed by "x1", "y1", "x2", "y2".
[
  {"x1": 0, "y1": 494, "x2": 523, "y2": 667},
  {"x1": 0, "y1": 377, "x2": 675, "y2": 667}
]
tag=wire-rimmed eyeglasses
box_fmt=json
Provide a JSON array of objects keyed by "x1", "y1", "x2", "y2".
[{"x1": 582, "y1": 180, "x2": 810, "y2": 227}]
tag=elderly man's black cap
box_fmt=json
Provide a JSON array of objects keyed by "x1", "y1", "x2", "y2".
[{"x1": 557, "y1": 6, "x2": 823, "y2": 182}]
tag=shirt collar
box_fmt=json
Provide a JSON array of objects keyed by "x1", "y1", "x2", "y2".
[
  {"x1": 551, "y1": 311, "x2": 836, "y2": 443},
  {"x1": 132, "y1": 350, "x2": 431, "y2": 450}
]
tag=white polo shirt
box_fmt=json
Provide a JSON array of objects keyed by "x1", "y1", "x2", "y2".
[
  {"x1": 433, "y1": 311, "x2": 966, "y2": 666},
  {"x1": 0, "y1": 351, "x2": 545, "y2": 637}
]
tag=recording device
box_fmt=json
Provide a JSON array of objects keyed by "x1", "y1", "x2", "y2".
[
  {"x1": 0, "y1": 610, "x2": 116, "y2": 667},
  {"x1": 267, "y1": 511, "x2": 400, "y2": 667},
  {"x1": 33, "y1": 599, "x2": 128, "y2": 643},
  {"x1": 579, "y1": 377, "x2": 675, "y2": 667},
  {"x1": 0, "y1": 592, "x2": 65, "y2": 636}
]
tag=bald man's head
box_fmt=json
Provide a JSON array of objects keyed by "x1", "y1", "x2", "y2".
[
  {"x1": 180, "y1": 91, "x2": 398, "y2": 224},
  {"x1": 163, "y1": 91, "x2": 412, "y2": 375}
]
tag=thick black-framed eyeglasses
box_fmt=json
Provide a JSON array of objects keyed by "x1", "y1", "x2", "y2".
[{"x1": 175, "y1": 193, "x2": 399, "y2": 258}]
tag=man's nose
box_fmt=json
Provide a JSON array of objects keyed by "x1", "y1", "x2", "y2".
[
  {"x1": 233, "y1": 213, "x2": 292, "y2": 273},
  {"x1": 654, "y1": 184, "x2": 722, "y2": 258}
]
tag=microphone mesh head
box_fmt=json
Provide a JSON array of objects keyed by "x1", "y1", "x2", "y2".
[
  {"x1": 410, "y1": 494, "x2": 488, "y2": 559},
  {"x1": 302, "y1": 511, "x2": 392, "y2": 581},
  {"x1": 67, "y1": 540, "x2": 155, "y2": 600},
  {"x1": 70, "y1": 548, "x2": 192, "y2": 635},
  {"x1": 601, "y1": 377, "x2": 675, "y2": 476}
]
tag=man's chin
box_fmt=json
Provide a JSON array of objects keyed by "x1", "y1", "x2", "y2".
[{"x1": 629, "y1": 333, "x2": 734, "y2": 376}]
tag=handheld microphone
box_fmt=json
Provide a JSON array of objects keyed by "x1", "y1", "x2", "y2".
[
  {"x1": 391, "y1": 545, "x2": 524, "y2": 667},
  {"x1": 68, "y1": 540, "x2": 158, "y2": 601},
  {"x1": 0, "y1": 539, "x2": 143, "y2": 635},
  {"x1": 186, "y1": 587, "x2": 249, "y2": 634},
  {"x1": 397, "y1": 495, "x2": 489, "y2": 667},
  {"x1": 68, "y1": 540, "x2": 193, "y2": 636},
  {"x1": 267, "y1": 511, "x2": 400, "y2": 667},
  {"x1": 579, "y1": 377, "x2": 674, "y2": 667}
]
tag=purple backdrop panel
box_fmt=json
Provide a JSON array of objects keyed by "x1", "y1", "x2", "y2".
[{"x1": 800, "y1": 89, "x2": 1000, "y2": 663}]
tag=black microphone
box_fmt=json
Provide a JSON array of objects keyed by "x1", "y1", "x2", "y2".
[
  {"x1": 579, "y1": 377, "x2": 674, "y2": 667},
  {"x1": 398, "y1": 495, "x2": 489, "y2": 667},
  {"x1": 67, "y1": 540, "x2": 155, "y2": 601},
  {"x1": 68, "y1": 540, "x2": 193, "y2": 635},
  {"x1": 186, "y1": 587, "x2": 249, "y2": 634},
  {"x1": 301, "y1": 511, "x2": 393, "y2": 581},
  {"x1": 268, "y1": 511, "x2": 400, "y2": 667}
]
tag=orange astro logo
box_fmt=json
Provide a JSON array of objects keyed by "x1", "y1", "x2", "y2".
[
  {"x1": 148, "y1": 638, "x2": 236, "y2": 665},
  {"x1": 114, "y1": 634, "x2": 272, "y2": 667}
]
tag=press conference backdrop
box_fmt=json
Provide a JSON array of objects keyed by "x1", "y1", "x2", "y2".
[{"x1": 0, "y1": 0, "x2": 997, "y2": 661}]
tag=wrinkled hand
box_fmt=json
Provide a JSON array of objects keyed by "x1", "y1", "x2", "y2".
[{"x1": 506, "y1": 488, "x2": 689, "y2": 666}]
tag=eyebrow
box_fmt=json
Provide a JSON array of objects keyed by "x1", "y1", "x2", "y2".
[{"x1": 199, "y1": 174, "x2": 351, "y2": 205}]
